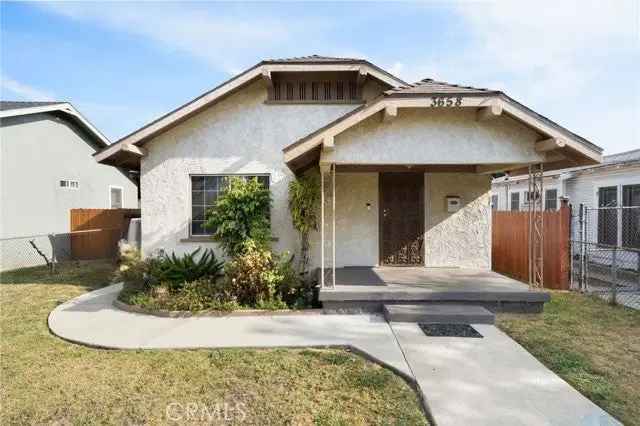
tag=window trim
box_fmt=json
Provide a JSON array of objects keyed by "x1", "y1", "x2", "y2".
[
  {"x1": 188, "y1": 173, "x2": 270, "y2": 238},
  {"x1": 109, "y1": 185, "x2": 124, "y2": 209}
]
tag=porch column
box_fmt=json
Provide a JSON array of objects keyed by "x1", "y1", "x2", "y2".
[{"x1": 319, "y1": 163, "x2": 336, "y2": 289}]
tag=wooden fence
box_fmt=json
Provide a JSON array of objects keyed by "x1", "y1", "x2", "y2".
[
  {"x1": 70, "y1": 209, "x2": 140, "y2": 260},
  {"x1": 492, "y1": 201, "x2": 571, "y2": 290}
]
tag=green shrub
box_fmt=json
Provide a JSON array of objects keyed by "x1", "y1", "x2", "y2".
[
  {"x1": 223, "y1": 241, "x2": 306, "y2": 308},
  {"x1": 205, "y1": 177, "x2": 272, "y2": 257},
  {"x1": 288, "y1": 170, "x2": 320, "y2": 279},
  {"x1": 154, "y1": 248, "x2": 224, "y2": 289}
]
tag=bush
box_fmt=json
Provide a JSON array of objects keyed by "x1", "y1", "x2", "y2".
[
  {"x1": 205, "y1": 177, "x2": 272, "y2": 257},
  {"x1": 223, "y1": 241, "x2": 307, "y2": 308},
  {"x1": 154, "y1": 248, "x2": 224, "y2": 290},
  {"x1": 119, "y1": 278, "x2": 240, "y2": 312}
]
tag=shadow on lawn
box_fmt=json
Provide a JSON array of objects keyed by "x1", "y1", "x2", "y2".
[{"x1": 0, "y1": 260, "x2": 116, "y2": 289}]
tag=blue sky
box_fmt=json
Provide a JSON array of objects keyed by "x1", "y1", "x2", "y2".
[{"x1": 1, "y1": 1, "x2": 638, "y2": 154}]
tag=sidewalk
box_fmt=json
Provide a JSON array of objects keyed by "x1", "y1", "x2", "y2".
[{"x1": 49, "y1": 284, "x2": 620, "y2": 426}]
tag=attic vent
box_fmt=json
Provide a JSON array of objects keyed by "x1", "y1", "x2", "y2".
[
  {"x1": 286, "y1": 82, "x2": 295, "y2": 100},
  {"x1": 298, "y1": 82, "x2": 306, "y2": 100},
  {"x1": 323, "y1": 81, "x2": 331, "y2": 100},
  {"x1": 272, "y1": 82, "x2": 282, "y2": 101},
  {"x1": 336, "y1": 81, "x2": 344, "y2": 100},
  {"x1": 348, "y1": 81, "x2": 358, "y2": 100}
]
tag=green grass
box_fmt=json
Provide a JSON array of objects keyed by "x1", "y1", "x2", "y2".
[
  {"x1": 0, "y1": 261, "x2": 427, "y2": 425},
  {"x1": 497, "y1": 292, "x2": 640, "y2": 425}
]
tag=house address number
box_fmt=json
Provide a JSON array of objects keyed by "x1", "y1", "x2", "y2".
[{"x1": 430, "y1": 96, "x2": 463, "y2": 107}]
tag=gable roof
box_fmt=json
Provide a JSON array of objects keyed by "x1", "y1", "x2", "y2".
[
  {"x1": 283, "y1": 78, "x2": 603, "y2": 172},
  {"x1": 0, "y1": 101, "x2": 110, "y2": 148},
  {"x1": 94, "y1": 56, "x2": 407, "y2": 167},
  {"x1": 385, "y1": 78, "x2": 497, "y2": 96},
  {"x1": 0, "y1": 101, "x2": 64, "y2": 111}
]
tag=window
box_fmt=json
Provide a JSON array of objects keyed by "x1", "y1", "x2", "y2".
[
  {"x1": 59, "y1": 179, "x2": 79, "y2": 189},
  {"x1": 545, "y1": 189, "x2": 558, "y2": 210},
  {"x1": 190, "y1": 175, "x2": 269, "y2": 236},
  {"x1": 110, "y1": 186, "x2": 123, "y2": 209},
  {"x1": 622, "y1": 184, "x2": 640, "y2": 248},
  {"x1": 598, "y1": 186, "x2": 617, "y2": 246},
  {"x1": 491, "y1": 195, "x2": 499, "y2": 211},
  {"x1": 510, "y1": 192, "x2": 520, "y2": 211}
]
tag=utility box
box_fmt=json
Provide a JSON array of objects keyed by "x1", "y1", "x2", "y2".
[{"x1": 446, "y1": 196, "x2": 462, "y2": 213}]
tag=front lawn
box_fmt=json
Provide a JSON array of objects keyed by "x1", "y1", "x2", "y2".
[
  {"x1": 0, "y1": 261, "x2": 427, "y2": 425},
  {"x1": 497, "y1": 292, "x2": 640, "y2": 425}
]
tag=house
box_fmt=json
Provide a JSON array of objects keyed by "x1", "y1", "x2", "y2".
[
  {"x1": 491, "y1": 148, "x2": 640, "y2": 213},
  {"x1": 95, "y1": 55, "x2": 602, "y2": 312},
  {"x1": 493, "y1": 149, "x2": 640, "y2": 274},
  {"x1": 0, "y1": 101, "x2": 138, "y2": 270}
]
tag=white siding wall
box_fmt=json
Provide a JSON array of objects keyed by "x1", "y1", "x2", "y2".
[{"x1": 0, "y1": 113, "x2": 138, "y2": 239}]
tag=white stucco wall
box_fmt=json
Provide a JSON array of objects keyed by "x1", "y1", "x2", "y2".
[
  {"x1": 425, "y1": 173, "x2": 492, "y2": 268},
  {"x1": 322, "y1": 108, "x2": 543, "y2": 165},
  {"x1": 0, "y1": 113, "x2": 138, "y2": 239},
  {"x1": 140, "y1": 80, "x2": 369, "y2": 258}
]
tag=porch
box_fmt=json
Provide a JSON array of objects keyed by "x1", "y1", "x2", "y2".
[{"x1": 319, "y1": 267, "x2": 550, "y2": 313}]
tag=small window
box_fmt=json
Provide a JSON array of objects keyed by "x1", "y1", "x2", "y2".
[
  {"x1": 510, "y1": 192, "x2": 520, "y2": 211},
  {"x1": 110, "y1": 187, "x2": 123, "y2": 209},
  {"x1": 545, "y1": 189, "x2": 558, "y2": 210},
  {"x1": 190, "y1": 175, "x2": 270, "y2": 236},
  {"x1": 491, "y1": 195, "x2": 498, "y2": 211},
  {"x1": 59, "y1": 179, "x2": 79, "y2": 189},
  {"x1": 598, "y1": 186, "x2": 617, "y2": 246}
]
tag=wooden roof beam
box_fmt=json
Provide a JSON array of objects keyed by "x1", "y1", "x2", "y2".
[
  {"x1": 476, "y1": 103, "x2": 502, "y2": 121},
  {"x1": 381, "y1": 105, "x2": 398, "y2": 123},
  {"x1": 536, "y1": 137, "x2": 566, "y2": 152}
]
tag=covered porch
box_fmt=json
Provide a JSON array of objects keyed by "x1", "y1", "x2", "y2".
[{"x1": 319, "y1": 266, "x2": 550, "y2": 313}]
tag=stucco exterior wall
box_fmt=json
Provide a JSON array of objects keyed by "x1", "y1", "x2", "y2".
[
  {"x1": 425, "y1": 173, "x2": 492, "y2": 268},
  {"x1": 140, "y1": 80, "x2": 371, "y2": 258},
  {"x1": 0, "y1": 113, "x2": 138, "y2": 239},
  {"x1": 322, "y1": 108, "x2": 543, "y2": 165},
  {"x1": 308, "y1": 172, "x2": 379, "y2": 268}
]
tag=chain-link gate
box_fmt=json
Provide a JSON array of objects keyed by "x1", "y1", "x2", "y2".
[{"x1": 571, "y1": 204, "x2": 640, "y2": 309}]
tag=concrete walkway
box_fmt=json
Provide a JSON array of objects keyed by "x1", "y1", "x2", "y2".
[{"x1": 49, "y1": 284, "x2": 620, "y2": 426}]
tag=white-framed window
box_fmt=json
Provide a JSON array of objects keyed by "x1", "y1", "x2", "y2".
[
  {"x1": 59, "y1": 179, "x2": 79, "y2": 189},
  {"x1": 510, "y1": 192, "x2": 520, "y2": 211},
  {"x1": 110, "y1": 186, "x2": 123, "y2": 209},
  {"x1": 190, "y1": 174, "x2": 270, "y2": 237},
  {"x1": 545, "y1": 189, "x2": 558, "y2": 210}
]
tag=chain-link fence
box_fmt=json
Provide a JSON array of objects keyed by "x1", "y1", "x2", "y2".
[
  {"x1": 0, "y1": 228, "x2": 122, "y2": 273},
  {"x1": 571, "y1": 205, "x2": 640, "y2": 309}
]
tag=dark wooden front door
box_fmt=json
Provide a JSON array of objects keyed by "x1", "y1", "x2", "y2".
[{"x1": 379, "y1": 173, "x2": 424, "y2": 265}]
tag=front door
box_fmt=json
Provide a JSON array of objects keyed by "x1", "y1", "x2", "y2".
[{"x1": 380, "y1": 173, "x2": 424, "y2": 265}]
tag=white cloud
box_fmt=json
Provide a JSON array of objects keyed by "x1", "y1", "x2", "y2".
[
  {"x1": 37, "y1": 3, "x2": 312, "y2": 74},
  {"x1": 1, "y1": 75, "x2": 56, "y2": 101}
]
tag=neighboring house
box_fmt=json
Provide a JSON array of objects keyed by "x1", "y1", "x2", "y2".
[
  {"x1": 0, "y1": 101, "x2": 138, "y2": 240},
  {"x1": 95, "y1": 55, "x2": 602, "y2": 283},
  {"x1": 492, "y1": 149, "x2": 640, "y2": 213}
]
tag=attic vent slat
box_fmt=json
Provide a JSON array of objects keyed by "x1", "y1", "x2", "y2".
[
  {"x1": 311, "y1": 82, "x2": 319, "y2": 101},
  {"x1": 298, "y1": 82, "x2": 306, "y2": 100},
  {"x1": 286, "y1": 82, "x2": 295, "y2": 100},
  {"x1": 323, "y1": 82, "x2": 331, "y2": 101},
  {"x1": 348, "y1": 81, "x2": 358, "y2": 100},
  {"x1": 273, "y1": 82, "x2": 281, "y2": 101},
  {"x1": 336, "y1": 81, "x2": 344, "y2": 100}
]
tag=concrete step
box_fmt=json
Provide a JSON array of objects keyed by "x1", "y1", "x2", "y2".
[{"x1": 383, "y1": 304, "x2": 495, "y2": 324}]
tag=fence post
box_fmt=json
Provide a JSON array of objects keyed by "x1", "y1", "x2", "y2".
[
  {"x1": 49, "y1": 233, "x2": 57, "y2": 274},
  {"x1": 611, "y1": 247, "x2": 618, "y2": 305},
  {"x1": 578, "y1": 203, "x2": 585, "y2": 291}
]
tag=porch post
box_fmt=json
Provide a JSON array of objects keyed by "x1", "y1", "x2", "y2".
[
  {"x1": 320, "y1": 164, "x2": 326, "y2": 289},
  {"x1": 332, "y1": 163, "x2": 336, "y2": 288}
]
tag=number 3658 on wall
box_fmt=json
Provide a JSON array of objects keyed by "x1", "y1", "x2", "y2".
[{"x1": 429, "y1": 96, "x2": 463, "y2": 107}]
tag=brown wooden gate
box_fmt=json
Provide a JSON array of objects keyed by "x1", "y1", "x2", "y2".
[
  {"x1": 70, "y1": 209, "x2": 139, "y2": 260},
  {"x1": 492, "y1": 201, "x2": 570, "y2": 289}
]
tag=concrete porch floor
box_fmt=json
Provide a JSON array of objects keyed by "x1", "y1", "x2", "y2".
[{"x1": 319, "y1": 267, "x2": 550, "y2": 313}]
